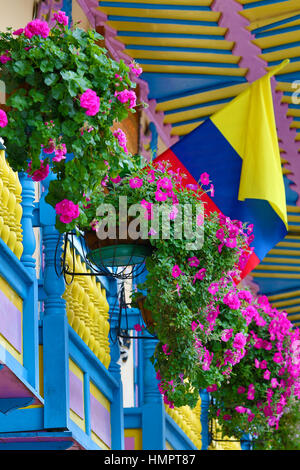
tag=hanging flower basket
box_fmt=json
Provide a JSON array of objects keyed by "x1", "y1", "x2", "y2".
[{"x1": 84, "y1": 228, "x2": 153, "y2": 268}]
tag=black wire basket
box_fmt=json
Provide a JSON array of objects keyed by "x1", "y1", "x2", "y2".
[
  {"x1": 109, "y1": 282, "x2": 157, "y2": 344},
  {"x1": 57, "y1": 231, "x2": 153, "y2": 282}
]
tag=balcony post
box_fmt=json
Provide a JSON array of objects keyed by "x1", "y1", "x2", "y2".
[
  {"x1": 142, "y1": 335, "x2": 165, "y2": 450},
  {"x1": 39, "y1": 174, "x2": 69, "y2": 429},
  {"x1": 200, "y1": 389, "x2": 210, "y2": 450},
  {"x1": 108, "y1": 278, "x2": 124, "y2": 450},
  {"x1": 19, "y1": 172, "x2": 39, "y2": 391}
]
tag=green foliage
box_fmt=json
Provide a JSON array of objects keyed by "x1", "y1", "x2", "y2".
[
  {"x1": 87, "y1": 161, "x2": 253, "y2": 409},
  {"x1": 208, "y1": 299, "x2": 300, "y2": 450},
  {"x1": 0, "y1": 19, "x2": 142, "y2": 229}
]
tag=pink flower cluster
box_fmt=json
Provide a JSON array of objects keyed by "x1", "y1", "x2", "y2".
[
  {"x1": 0, "y1": 109, "x2": 8, "y2": 128},
  {"x1": 0, "y1": 53, "x2": 11, "y2": 65},
  {"x1": 42, "y1": 138, "x2": 67, "y2": 162},
  {"x1": 129, "y1": 62, "x2": 143, "y2": 78},
  {"x1": 52, "y1": 10, "x2": 69, "y2": 26},
  {"x1": 27, "y1": 160, "x2": 49, "y2": 182},
  {"x1": 115, "y1": 89, "x2": 137, "y2": 109},
  {"x1": 80, "y1": 89, "x2": 100, "y2": 116},
  {"x1": 129, "y1": 177, "x2": 143, "y2": 189},
  {"x1": 140, "y1": 199, "x2": 153, "y2": 220},
  {"x1": 215, "y1": 213, "x2": 253, "y2": 269},
  {"x1": 113, "y1": 128, "x2": 128, "y2": 154},
  {"x1": 55, "y1": 199, "x2": 80, "y2": 224},
  {"x1": 24, "y1": 19, "x2": 50, "y2": 39},
  {"x1": 53, "y1": 143, "x2": 67, "y2": 162},
  {"x1": 209, "y1": 294, "x2": 300, "y2": 433}
]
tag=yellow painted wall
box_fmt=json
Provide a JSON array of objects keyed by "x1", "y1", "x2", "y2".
[
  {"x1": 72, "y1": 0, "x2": 93, "y2": 31},
  {"x1": 0, "y1": 0, "x2": 35, "y2": 32},
  {"x1": 124, "y1": 429, "x2": 143, "y2": 450},
  {"x1": 0, "y1": 275, "x2": 23, "y2": 364},
  {"x1": 69, "y1": 359, "x2": 86, "y2": 432}
]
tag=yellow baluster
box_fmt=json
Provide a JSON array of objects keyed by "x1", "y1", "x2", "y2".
[
  {"x1": 82, "y1": 291, "x2": 91, "y2": 345},
  {"x1": 0, "y1": 176, "x2": 4, "y2": 238},
  {"x1": 88, "y1": 302, "x2": 97, "y2": 354},
  {"x1": 72, "y1": 283, "x2": 85, "y2": 337},
  {"x1": 0, "y1": 150, "x2": 10, "y2": 244},
  {"x1": 7, "y1": 167, "x2": 17, "y2": 254}
]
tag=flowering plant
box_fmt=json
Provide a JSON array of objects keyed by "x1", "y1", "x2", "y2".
[
  {"x1": 0, "y1": 13, "x2": 142, "y2": 232},
  {"x1": 208, "y1": 295, "x2": 300, "y2": 448},
  {"x1": 84, "y1": 159, "x2": 255, "y2": 407}
]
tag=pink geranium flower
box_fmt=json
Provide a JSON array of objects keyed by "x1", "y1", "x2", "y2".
[
  {"x1": 0, "y1": 109, "x2": 8, "y2": 128},
  {"x1": 55, "y1": 199, "x2": 80, "y2": 224},
  {"x1": 129, "y1": 62, "x2": 143, "y2": 77},
  {"x1": 24, "y1": 19, "x2": 50, "y2": 39},
  {"x1": 27, "y1": 160, "x2": 49, "y2": 182},
  {"x1": 115, "y1": 89, "x2": 137, "y2": 108},
  {"x1": 13, "y1": 28, "x2": 24, "y2": 36},
  {"x1": 53, "y1": 143, "x2": 67, "y2": 162},
  {"x1": 113, "y1": 128, "x2": 128, "y2": 154},
  {"x1": 52, "y1": 10, "x2": 69, "y2": 25},
  {"x1": 80, "y1": 89, "x2": 100, "y2": 116}
]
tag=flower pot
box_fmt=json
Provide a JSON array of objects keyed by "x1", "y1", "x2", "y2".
[
  {"x1": 136, "y1": 295, "x2": 156, "y2": 329},
  {"x1": 84, "y1": 228, "x2": 152, "y2": 268}
]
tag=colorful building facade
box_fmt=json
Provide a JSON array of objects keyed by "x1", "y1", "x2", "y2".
[{"x1": 0, "y1": 0, "x2": 299, "y2": 450}]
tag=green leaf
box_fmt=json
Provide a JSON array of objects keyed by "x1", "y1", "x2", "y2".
[
  {"x1": 7, "y1": 92, "x2": 28, "y2": 111},
  {"x1": 40, "y1": 60, "x2": 54, "y2": 73},
  {"x1": 51, "y1": 83, "x2": 65, "y2": 100},
  {"x1": 12, "y1": 60, "x2": 33, "y2": 77},
  {"x1": 44, "y1": 73, "x2": 57, "y2": 86},
  {"x1": 29, "y1": 89, "x2": 45, "y2": 103}
]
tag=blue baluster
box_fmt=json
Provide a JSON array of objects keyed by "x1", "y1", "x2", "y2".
[
  {"x1": 108, "y1": 277, "x2": 125, "y2": 450},
  {"x1": 39, "y1": 173, "x2": 69, "y2": 429},
  {"x1": 241, "y1": 433, "x2": 252, "y2": 450},
  {"x1": 200, "y1": 389, "x2": 210, "y2": 450},
  {"x1": 142, "y1": 335, "x2": 165, "y2": 450},
  {"x1": 19, "y1": 172, "x2": 39, "y2": 391}
]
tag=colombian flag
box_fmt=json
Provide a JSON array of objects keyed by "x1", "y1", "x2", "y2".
[{"x1": 155, "y1": 61, "x2": 289, "y2": 279}]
